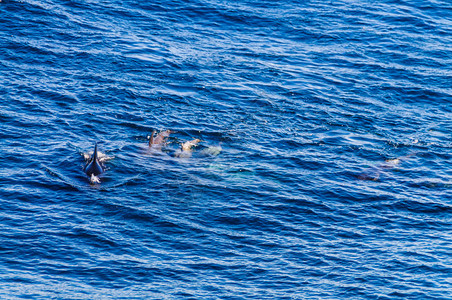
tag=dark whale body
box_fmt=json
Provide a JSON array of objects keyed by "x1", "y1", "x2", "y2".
[{"x1": 84, "y1": 143, "x2": 104, "y2": 176}]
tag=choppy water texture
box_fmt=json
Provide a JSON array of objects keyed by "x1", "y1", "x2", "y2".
[{"x1": 1, "y1": 0, "x2": 451, "y2": 299}]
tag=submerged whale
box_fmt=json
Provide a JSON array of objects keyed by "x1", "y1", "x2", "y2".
[
  {"x1": 358, "y1": 152, "x2": 416, "y2": 181},
  {"x1": 84, "y1": 143, "x2": 104, "y2": 177},
  {"x1": 200, "y1": 144, "x2": 222, "y2": 157}
]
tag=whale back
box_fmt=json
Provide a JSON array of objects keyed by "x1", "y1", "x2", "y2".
[
  {"x1": 148, "y1": 130, "x2": 156, "y2": 147},
  {"x1": 84, "y1": 143, "x2": 103, "y2": 176},
  {"x1": 152, "y1": 130, "x2": 171, "y2": 146}
]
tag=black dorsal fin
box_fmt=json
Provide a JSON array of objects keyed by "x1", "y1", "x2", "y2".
[{"x1": 93, "y1": 142, "x2": 99, "y2": 161}]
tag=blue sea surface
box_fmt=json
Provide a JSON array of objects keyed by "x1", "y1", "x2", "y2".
[{"x1": 0, "y1": 0, "x2": 451, "y2": 299}]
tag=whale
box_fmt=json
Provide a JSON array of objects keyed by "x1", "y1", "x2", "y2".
[
  {"x1": 149, "y1": 130, "x2": 172, "y2": 151},
  {"x1": 84, "y1": 143, "x2": 104, "y2": 177},
  {"x1": 174, "y1": 138, "x2": 201, "y2": 158}
]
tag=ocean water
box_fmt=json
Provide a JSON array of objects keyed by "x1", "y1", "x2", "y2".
[{"x1": 0, "y1": 0, "x2": 451, "y2": 298}]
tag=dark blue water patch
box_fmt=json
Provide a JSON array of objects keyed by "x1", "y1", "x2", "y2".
[{"x1": 1, "y1": 0, "x2": 452, "y2": 298}]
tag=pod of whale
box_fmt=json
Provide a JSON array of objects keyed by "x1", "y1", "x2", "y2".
[{"x1": 81, "y1": 131, "x2": 223, "y2": 183}]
